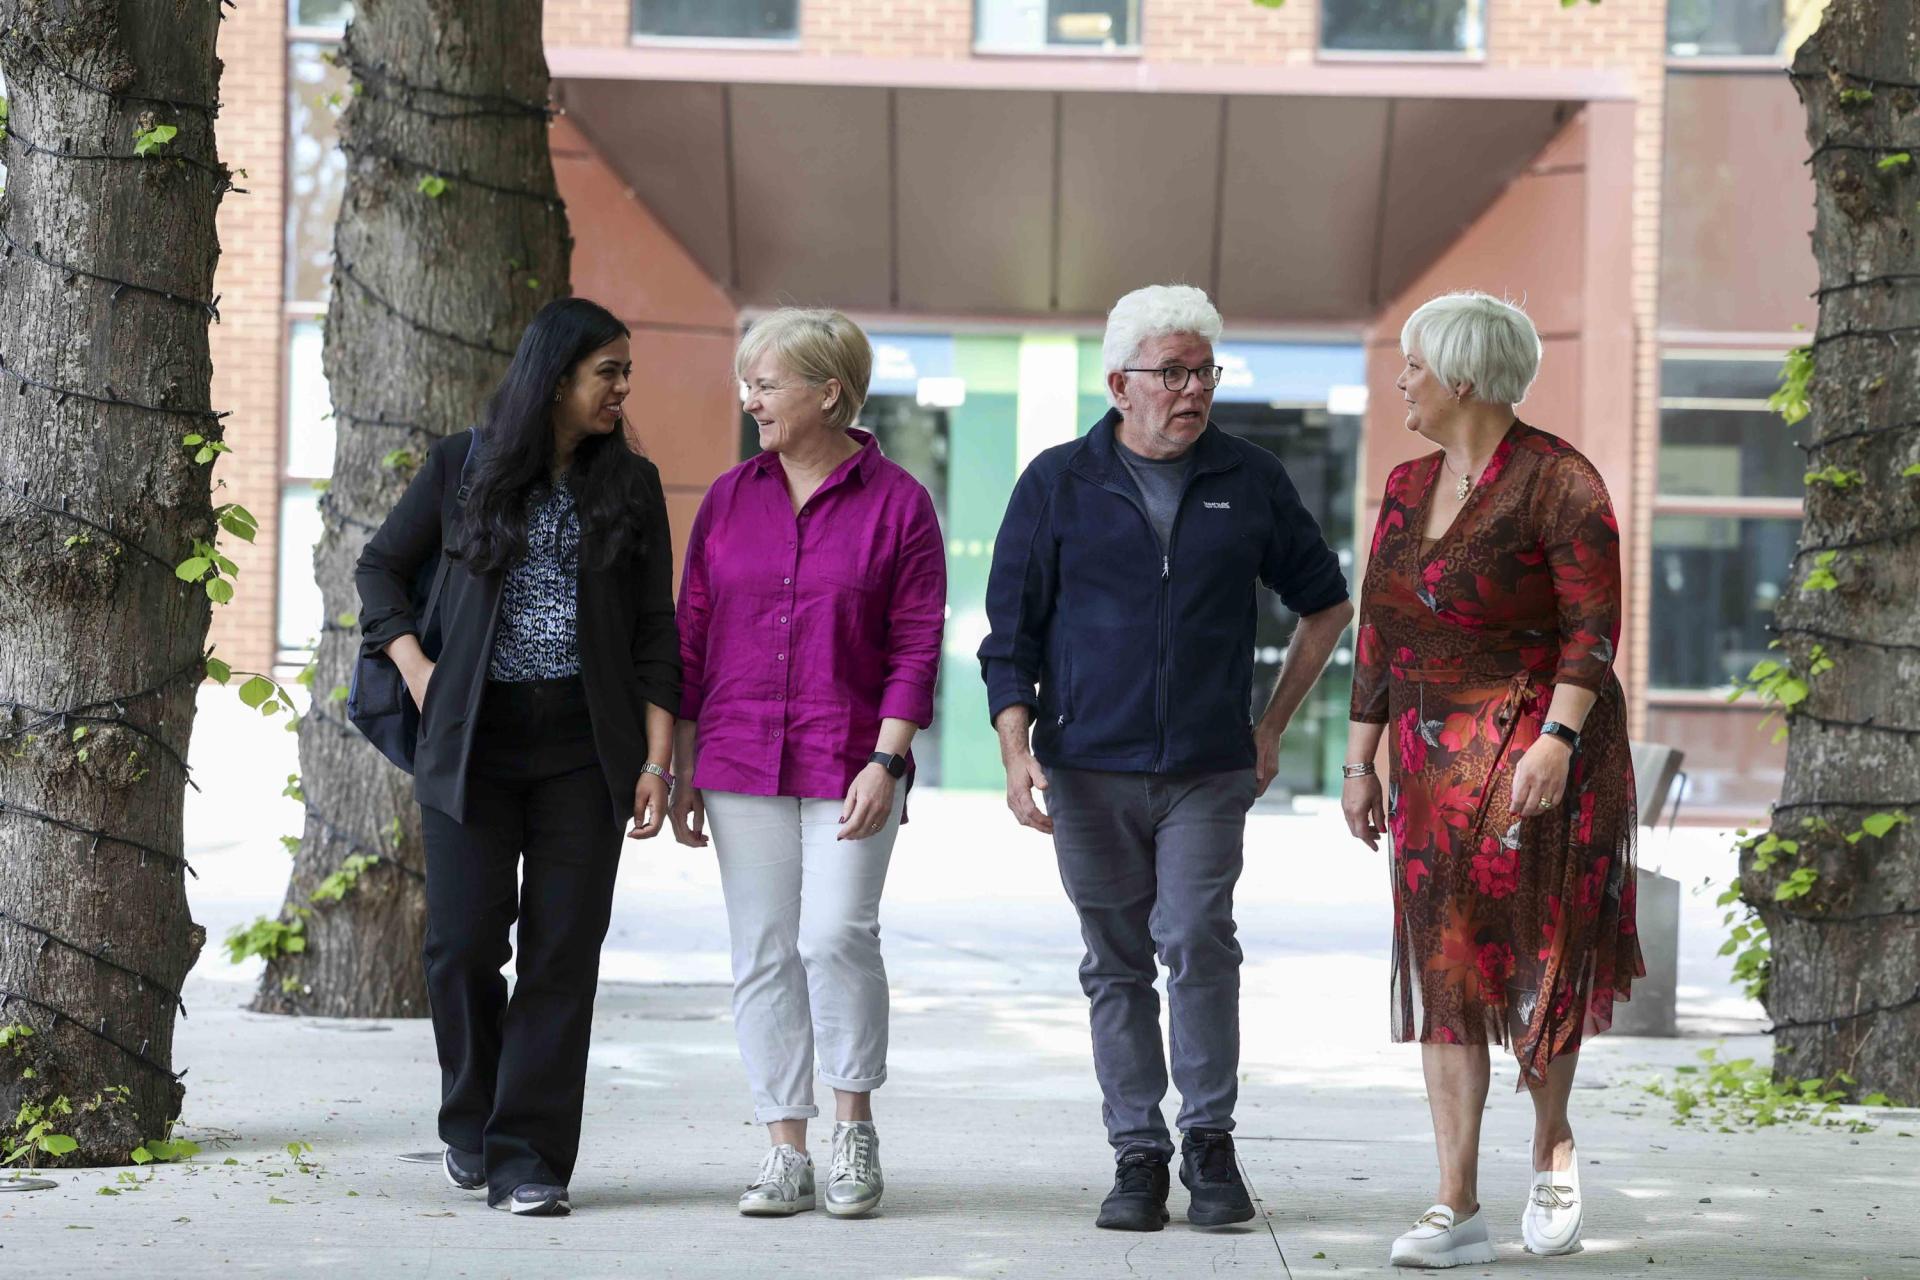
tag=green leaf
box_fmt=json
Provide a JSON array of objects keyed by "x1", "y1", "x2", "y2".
[
  {"x1": 1861, "y1": 812, "x2": 1906, "y2": 838},
  {"x1": 206, "y1": 656, "x2": 232, "y2": 684},
  {"x1": 1902, "y1": 463, "x2": 1920, "y2": 479},
  {"x1": 237, "y1": 676, "x2": 275, "y2": 709},
  {"x1": 416, "y1": 174, "x2": 448, "y2": 198},
  {"x1": 132, "y1": 123, "x2": 178, "y2": 157},
  {"x1": 1875, "y1": 151, "x2": 1912, "y2": 171},
  {"x1": 182, "y1": 433, "x2": 204, "y2": 447},
  {"x1": 212, "y1": 553, "x2": 239, "y2": 577},
  {"x1": 206, "y1": 578, "x2": 235, "y2": 605},
  {"x1": 219, "y1": 506, "x2": 259, "y2": 543},
  {"x1": 174, "y1": 556, "x2": 211, "y2": 582},
  {"x1": 41, "y1": 1134, "x2": 78, "y2": 1156},
  {"x1": 1769, "y1": 347, "x2": 1813, "y2": 426},
  {"x1": 130, "y1": 1147, "x2": 153, "y2": 1165},
  {"x1": 193, "y1": 446, "x2": 215, "y2": 465},
  {"x1": 268, "y1": 1195, "x2": 292, "y2": 1204},
  {"x1": 329, "y1": 684, "x2": 349, "y2": 703}
]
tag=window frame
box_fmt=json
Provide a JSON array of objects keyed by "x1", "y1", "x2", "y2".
[
  {"x1": 971, "y1": 0, "x2": 1143, "y2": 57},
  {"x1": 630, "y1": 0, "x2": 804, "y2": 48},
  {"x1": 1647, "y1": 343, "x2": 1805, "y2": 700},
  {"x1": 1314, "y1": 0, "x2": 1489, "y2": 64},
  {"x1": 278, "y1": 21, "x2": 349, "y2": 667}
]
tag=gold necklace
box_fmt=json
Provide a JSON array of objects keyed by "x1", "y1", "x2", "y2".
[{"x1": 1440, "y1": 452, "x2": 1476, "y2": 501}]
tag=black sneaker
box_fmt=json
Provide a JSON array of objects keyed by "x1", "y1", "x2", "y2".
[
  {"x1": 1095, "y1": 1152, "x2": 1170, "y2": 1231},
  {"x1": 492, "y1": 1183, "x2": 570, "y2": 1216},
  {"x1": 443, "y1": 1146, "x2": 485, "y2": 1192},
  {"x1": 1180, "y1": 1128, "x2": 1255, "y2": 1226}
]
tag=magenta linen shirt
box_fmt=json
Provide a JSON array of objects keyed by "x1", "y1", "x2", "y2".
[{"x1": 677, "y1": 430, "x2": 947, "y2": 800}]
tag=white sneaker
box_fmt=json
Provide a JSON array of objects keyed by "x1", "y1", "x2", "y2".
[
  {"x1": 738, "y1": 1143, "x2": 815, "y2": 1217},
  {"x1": 824, "y1": 1120, "x2": 883, "y2": 1218},
  {"x1": 1522, "y1": 1160, "x2": 1583, "y2": 1255},
  {"x1": 1390, "y1": 1204, "x2": 1498, "y2": 1268}
]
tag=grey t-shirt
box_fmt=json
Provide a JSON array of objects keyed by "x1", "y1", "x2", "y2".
[{"x1": 1115, "y1": 438, "x2": 1194, "y2": 552}]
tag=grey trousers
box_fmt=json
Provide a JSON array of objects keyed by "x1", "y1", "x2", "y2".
[{"x1": 1044, "y1": 765, "x2": 1257, "y2": 1160}]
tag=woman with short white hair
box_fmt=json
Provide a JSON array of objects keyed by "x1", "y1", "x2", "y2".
[
  {"x1": 1341, "y1": 291, "x2": 1642, "y2": 1267},
  {"x1": 670, "y1": 308, "x2": 946, "y2": 1219}
]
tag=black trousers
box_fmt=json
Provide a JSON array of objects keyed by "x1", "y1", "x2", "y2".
[{"x1": 419, "y1": 675, "x2": 624, "y2": 1203}]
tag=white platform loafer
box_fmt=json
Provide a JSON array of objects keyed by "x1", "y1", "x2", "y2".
[
  {"x1": 1390, "y1": 1204, "x2": 1498, "y2": 1268},
  {"x1": 1522, "y1": 1160, "x2": 1583, "y2": 1256}
]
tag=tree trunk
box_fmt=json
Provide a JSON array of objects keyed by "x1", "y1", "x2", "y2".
[
  {"x1": 0, "y1": 4, "x2": 224, "y2": 1162},
  {"x1": 256, "y1": 0, "x2": 569, "y2": 1017},
  {"x1": 1747, "y1": 0, "x2": 1920, "y2": 1103}
]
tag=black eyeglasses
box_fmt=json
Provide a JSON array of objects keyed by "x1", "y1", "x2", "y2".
[{"x1": 1121, "y1": 364, "x2": 1224, "y2": 392}]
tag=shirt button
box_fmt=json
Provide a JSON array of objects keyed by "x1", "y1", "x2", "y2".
[
  {"x1": 772, "y1": 729, "x2": 781, "y2": 738},
  {"x1": 783, "y1": 577, "x2": 792, "y2": 585},
  {"x1": 779, "y1": 616, "x2": 788, "y2": 624},
  {"x1": 777, "y1": 653, "x2": 786, "y2": 661}
]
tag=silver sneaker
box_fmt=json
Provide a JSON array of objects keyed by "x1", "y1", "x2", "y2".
[
  {"x1": 825, "y1": 1121, "x2": 883, "y2": 1218},
  {"x1": 738, "y1": 1143, "x2": 815, "y2": 1217}
]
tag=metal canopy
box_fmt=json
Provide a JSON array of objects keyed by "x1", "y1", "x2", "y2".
[{"x1": 556, "y1": 75, "x2": 1574, "y2": 326}]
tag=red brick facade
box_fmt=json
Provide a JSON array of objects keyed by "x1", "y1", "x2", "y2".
[{"x1": 208, "y1": 0, "x2": 288, "y2": 674}]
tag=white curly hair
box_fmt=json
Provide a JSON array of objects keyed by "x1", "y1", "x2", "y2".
[{"x1": 1101, "y1": 284, "x2": 1224, "y2": 404}]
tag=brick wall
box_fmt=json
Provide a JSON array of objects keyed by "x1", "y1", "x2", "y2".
[
  {"x1": 207, "y1": 0, "x2": 288, "y2": 675},
  {"x1": 1490, "y1": 0, "x2": 1668, "y2": 736},
  {"x1": 543, "y1": 0, "x2": 627, "y2": 47}
]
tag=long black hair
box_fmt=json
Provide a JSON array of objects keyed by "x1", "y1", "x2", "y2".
[{"x1": 450, "y1": 297, "x2": 652, "y2": 574}]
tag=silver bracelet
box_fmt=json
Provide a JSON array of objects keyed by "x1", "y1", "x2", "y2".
[
  {"x1": 1341, "y1": 762, "x2": 1376, "y2": 779},
  {"x1": 642, "y1": 761, "x2": 674, "y2": 788}
]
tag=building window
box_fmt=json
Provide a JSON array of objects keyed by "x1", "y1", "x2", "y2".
[
  {"x1": 975, "y1": 1, "x2": 1140, "y2": 52},
  {"x1": 287, "y1": 43, "x2": 348, "y2": 307},
  {"x1": 280, "y1": 30, "x2": 350, "y2": 662},
  {"x1": 291, "y1": 0, "x2": 353, "y2": 32},
  {"x1": 1320, "y1": 0, "x2": 1484, "y2": 57},
  {"x1": 1649, "y1": 351, "x2": 1801, "y2": 691},
  {"x1": 1666, "y1": 0, "x2": 1784, "y2": 57},
  {"x1": 633, "y1": 0, "x2": 800, "y2": 42}
]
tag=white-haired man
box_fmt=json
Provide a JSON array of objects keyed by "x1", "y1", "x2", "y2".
[{"x1": 979, "y1": 284, "x2": 1354, "y2": 1231}]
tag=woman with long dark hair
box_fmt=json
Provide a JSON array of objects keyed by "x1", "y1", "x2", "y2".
[{"x1": 356, "y1": 296, "x2": 680, "y2": 1217}]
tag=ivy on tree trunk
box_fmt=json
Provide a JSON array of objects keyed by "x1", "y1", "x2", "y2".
[
  {"x1": 256, "y1": 0, "x2": 571, "y2": 1017},
  {"x1": 1744, "y1": 0, "x2": 1920, "y2": 1104},
  {"x1": 0, "y1": 3, "x2": 225, "y2": 1164}
]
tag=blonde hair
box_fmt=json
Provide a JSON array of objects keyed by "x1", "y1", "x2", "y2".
[
  {"x1": 1400, "y1": 291, "x2": 1541, "y2": 407},
  {"x1": 735, "y1": 308, "x2": 872, "y2": 432}
]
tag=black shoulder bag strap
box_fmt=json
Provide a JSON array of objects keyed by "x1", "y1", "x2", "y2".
[{"x1": 418, "y1": 428, "x2": 479, "y2": 632}]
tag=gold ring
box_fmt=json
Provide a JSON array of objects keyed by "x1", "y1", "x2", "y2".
[{"x1": 1539, "y1": 796, "x2": 1553, "y2": 810}]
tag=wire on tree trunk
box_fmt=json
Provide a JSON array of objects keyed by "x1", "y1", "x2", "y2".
[{"x1": 0, "y1": 909, "x2": 189, "y2": 1016}]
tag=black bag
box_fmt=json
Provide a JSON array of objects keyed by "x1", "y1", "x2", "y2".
[{"x1": 346, "y1": 429, "x2": 479, "y2": 773}]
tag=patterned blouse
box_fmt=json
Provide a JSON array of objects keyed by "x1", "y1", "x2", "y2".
[{"x1": 487, "y1": 481, "x2": 581, "y2": 682}]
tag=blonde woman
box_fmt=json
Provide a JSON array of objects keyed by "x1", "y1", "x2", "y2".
[{"x1": 670, "y1": 309, "x2": 946, "y2": 1218}]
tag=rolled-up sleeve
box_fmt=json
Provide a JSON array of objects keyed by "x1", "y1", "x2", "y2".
[
  {"x1": 879, "y1": 485, "x2": 947, "y2": 728},
  {"x1": 977, "y1": 461, "x2": 1058, "y2": 723},
  {"x1": 1261, "y1": 466, "x2": 1350, "y2": 617},
  {"x1": 673, "y1": 490, "x2": 716, "y2": 722},
  {"x1": 355, "y1": 433, "x2": 456, "y2": 657},
  {"x1": 631, "y1": 463, "x2": 682, "y2": 717}
]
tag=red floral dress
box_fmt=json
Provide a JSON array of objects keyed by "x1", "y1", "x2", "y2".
[{"x1": 1350, "y1": 422, "x2": 1642, "y2": 1086}]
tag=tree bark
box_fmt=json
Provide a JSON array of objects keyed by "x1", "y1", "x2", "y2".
[
  {"x1": 0, "y1": 3, "x2": 224, "y2": 1161},
  {"x1": 1748, "y1": 0, "x2": 1920, "y2": 1103},
  {"x1": 256, "y1": 0, "x2": 569, "y2": 1017}
]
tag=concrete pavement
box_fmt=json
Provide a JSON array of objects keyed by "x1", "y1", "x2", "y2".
[{"x1": 2, "y1": 694, "x2": 1914, "y2": 1278}]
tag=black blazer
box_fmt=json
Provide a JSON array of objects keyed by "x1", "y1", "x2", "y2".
[{"x1": 355, "y1": 431, "x2": 682, "y2": 824}]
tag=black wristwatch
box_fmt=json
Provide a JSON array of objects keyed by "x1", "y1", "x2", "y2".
[
  {"x1": 1540, "y1": 720, "x2": 1581, "y2": 750},
  {"x1": 868, "y1": 751, "x2": 908, "y2": 779}
]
